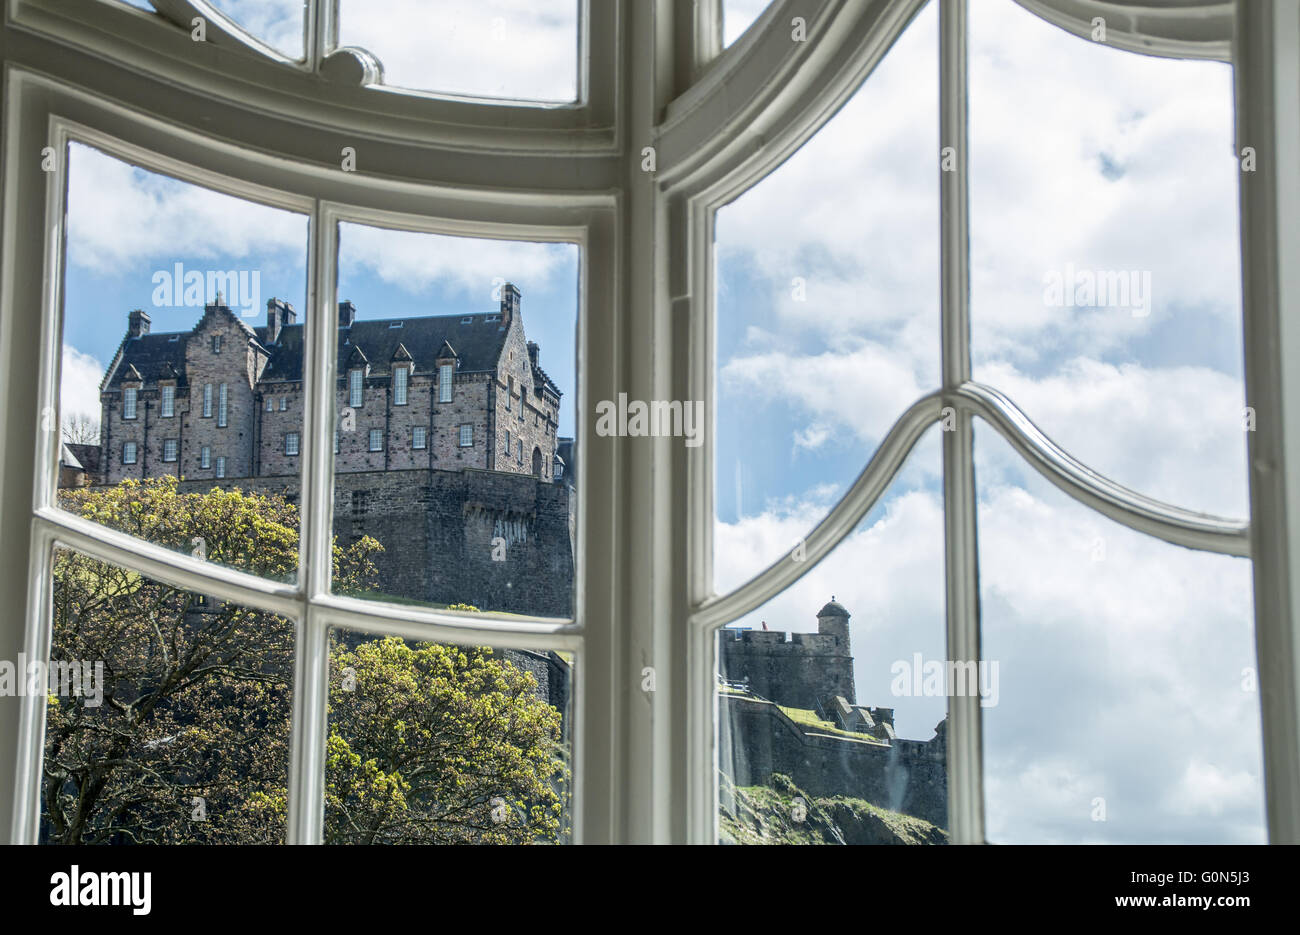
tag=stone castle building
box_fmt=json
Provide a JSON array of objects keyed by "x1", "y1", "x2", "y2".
[{"x1": 719, "y1": 600, "x2": 948, "y2": 828}]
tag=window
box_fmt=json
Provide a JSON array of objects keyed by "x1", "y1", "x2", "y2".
[
  {"x1": 266, "y1": 397, "x2": 275, "y2": 412},
  {"x1": 413, "y1": 426, "x2": 427, "y2": 450},
  {"x1": 349, "y1": 368, "x2": 363, "y2": 407},
  {"x1": 394, "y1": 366, "x2": 408, "y2": 406},
  {"x1": 11, "y1": 0, "x2": 1290, "y2": 852},
  {"x1": 517, "y1": 439, "x2": 523, "y2": 462},
  {"x1": 217, "y1": 383, "x2": 228, "y2": 427},
  {"x1": 369, "y1": 428, "x2": 383, "y2": 452},
  {"x1": 212, "y1": 334, "x2": 223, "y2": 354},
  {"x1": 161, "y1": 384, "x2": 175, "y2": 418},
  {"x1": 504, "y1": 429, "x2": 511, "y2": 453},
  {"x1": 122, "y1": 441, "x2": 137, "y2": 465},
  {"x1": 506, "y1": 377, "x2": 513, "y2": 411},
  {"x1": 439, "y1": 364, "x2": 454, "y2": 403},
  {"x1": 163, "y1": 438, "x2": 178, "y2": 462},
  {"x1": 280, "y1": 397, "x2": 288, "y2": 411},
  {"x1": 201, "y1": 446, "x2": 211, "y2": 470},
  {"x1": 122, "y1": 387, "x2": 137, "y2": 420},
  {"x1": 334, "y1": 429, "x2": 339, "y2": 454},
  {"x1": 285, "y1": 432, "x2": 300, "y2": 456},
  {"x1": 553, "y1": 459, "x2": 563, "y2": 482}
]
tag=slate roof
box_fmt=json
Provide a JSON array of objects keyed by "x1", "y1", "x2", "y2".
[
  {"x1": 260, "y1": 313, "x2": 514, "y2": 384},
  {"x1": 102, "y1": 332, "x2": 191, "y2": 390},
  {"x1": 66, "y1": 443, "x2": 102, "y2": 475}
]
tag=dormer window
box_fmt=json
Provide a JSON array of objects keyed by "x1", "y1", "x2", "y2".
[
  {"x1": 439, "y1": 363, "x2": 454, "y2": 403},
  {"x1": 349, "y1": 368, "x2": 363, "y2": 408},
  {"x1": 389, "y1": 321, "x2": 403, "y2": 328},
  {"x1": 122, "y1": 387, "x2": 138, "y2": 420},
  {"x1": 161, "y1": 385, "x2": 175, "y2": 418},
  {"x1": 394, "y1": 366, "x2": 409, "y2": 406}
]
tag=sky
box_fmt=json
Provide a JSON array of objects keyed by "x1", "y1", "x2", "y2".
[{"x1": 77, "y1": 0, "x2": 1264, "y2": 843}]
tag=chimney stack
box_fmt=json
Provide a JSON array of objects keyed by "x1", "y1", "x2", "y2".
[
  {"x1": 526, "y1": 340, "x2": 539, "y2": 369},
  {"x1": 500, "y1": 282, "x2": 521, "y2": 323},
  {"x1": 266, "y1": 298, "x2": 296, "y2": 344},
  {"x1": 127, "y1": 309, "x2": 151, "y2": 338},
  {"x1": 338, "y1": 300, "x2": 357, "y2": 329}
]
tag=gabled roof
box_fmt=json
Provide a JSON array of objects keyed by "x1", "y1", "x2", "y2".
[
  {"x1": 260, "y1": 313, "x2": 512, "y2": 383},
  {"x1": 103, "y1": 335, "x2": 190, "y2": 390}
]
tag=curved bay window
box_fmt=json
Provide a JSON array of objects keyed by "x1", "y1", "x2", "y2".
[{"x1": 1, "y1": 0, "x2": 1298, "y2": 847}]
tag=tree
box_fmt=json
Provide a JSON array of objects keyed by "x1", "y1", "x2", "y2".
[
  {"x1": 44, "y1": 477, "x2": 567, "y2": 844},
  {"x1": 61, "y1": 412, "x2": 98, "y2": 446}
]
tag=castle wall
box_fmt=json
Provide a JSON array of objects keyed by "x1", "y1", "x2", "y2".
[
  {"x1": 719, "y1": 695, "x2": 947, "y2": 827},
  {"x1": 178, "y1": 465, "x2": 574, "y2": 618},
  {"x1": 718, "y1": 629, "x2": 856, "y2": 709}
]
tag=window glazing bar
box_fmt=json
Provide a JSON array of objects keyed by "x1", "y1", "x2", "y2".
[{"x1": 940, "y1": 0, "x2": 985, "y2": 846}]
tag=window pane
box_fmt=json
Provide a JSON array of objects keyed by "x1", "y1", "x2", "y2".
[
  {"x1": 338, "y1": 0, "x2": 579, "y2": 102},
  {"x1": 976, "y1": 427, "x2": 1264, "y2": 843},
  {"x1": 330, "y1": 224, "x2": 576, "y2": 616},
  {"x1": 723, "y1": 0, "x2": 772, "y2": 47},
  {"x1": 41, "y1": 548, "x2": 294, "y2": 843},
  {"x1": 717, "y1": 430, "x2": 948, "y2": 844},
  {"x1": 714, "y1": 4, "x2": 938, "y2": 594},
  {"x1": 970, "y1": 0, "x2": 1246, "y2": 517},
  {"x1": 58, "y1": 142, "x2": 309, "y2": 583},
  {"x1": 328, "y1": 628, "x2": 571, "y2": 843},
  {"x1": 207, "y1": 0, "x2": 306, "y2": 61}
]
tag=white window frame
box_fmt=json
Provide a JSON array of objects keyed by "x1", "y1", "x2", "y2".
[
  {"x1": 122, "y1": 385, "x2": 137, "y2": 420},
  {"x1": 121, "y1": 441, "x2": 136, "y2": 465},
  {"x1": 201, "y1": 445, "x2": 211, "y2": 470},
  {"x1": 393, "y1": 365, "x2": 408, "y2": 406},
  {"x1": 412, "y1": 425, "x2": 427, "y2": 450},
  {"x1": 348, "y1": 368, "x2": 363, "y2": 408},
  {"x1": 203, "y1": 382, "x2": 213, "y2": 418},
  {"x1": 1, "y1": 0, "x2": 1296, "y2": 849},
  {"x1": 459, "y1": 423, "x2": 473, "y2": 448},
  {"x1": 162, "y1": 437, "x2": 177, "y2": 462},
  {"x1": 368, "y1": 428, "x2": 382, "y2": 452},
  {"x1": 215, "y1": 455, "x2": 226, "y2": 479},
  {"x1": 217, "y1": 382, "x2": 228, "y2": 427},
  {"x1": 266, "y1": 396, "x2": 275, "y2": 412},
  {"x1": 286, "y1": 432, "x2": 300, "y2": 457},
  {"x1": 438, "y1": 363, "x2": 454, "y2": 403},
  {"x1": 161, "y1": 383, "x2": 174, "y2": 418}
]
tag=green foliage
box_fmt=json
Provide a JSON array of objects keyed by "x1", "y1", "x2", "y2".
[{"x1": 44, "y1": 478, "x2": 567, "y2": 845}]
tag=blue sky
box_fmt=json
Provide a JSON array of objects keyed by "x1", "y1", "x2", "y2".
[{"x1": 75, "y1": 0, "x2": 1263, "y2": 843}]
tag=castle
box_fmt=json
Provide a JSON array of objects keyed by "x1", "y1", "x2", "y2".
[
  {"x1": 718, "y1": 600, "x2": 948, "y2": 828},
  {"x1": 63, "y1": 284, "x2": 576, "y2": 618}
]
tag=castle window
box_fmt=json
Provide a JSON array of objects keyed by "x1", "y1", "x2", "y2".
[
  {"x1": 203, "y1": 383, "x2": 213, "y2": 418},
  {"x1": 351, "y1": 490, "x2": 369, "y2": 517},
  {"x1": 517, "y1": 439, "x2": 523, "y2": 462},
  {"x1": 122, "y1": 441, "x2": 137, "y2": 465},
  {"x1": 439, "y1": 364, "x2": 454, "y2": 403},
  {"x1": 506, "y1": 377, "x2": 513, "y2": 411},
  {"x1": 349, "y1": 368, "x2": 363, "y2": 408},
  {"x1": 369, "y1": 428, "x2": 383, "y2": 452},
  {"x1": 217, "y1": 383, "x2": 228, "y2": 427},
  {"x1": 212, "y1": 334, "x2": 223, "y2": 354},
  {"x1": 504, "y1": 429, "x2": 511, "y2": 453},
  {"x1": 201, "y1": 446, "x2": 211, "y2": 469},
  {"x1": 122, "y1": 387, "x2": 137, "y2": 420},
  {"x1": 280, "y1": 397, "x2": 288, "y2": 411},
  {"x1": 285, "y1": 432, "x2": 300, "y2": 456},
  {"x1": 161, "y1": 385, "x2": 175, "y2": 418},
  {"x1": 394, "y1": 366, "x2": 408, "y2": 406},
  {"x1": 413, "y1": 426, "x2": 427, "y2": 449},
  {"x1": 163, "y1": 438, "x2": 178, "y2": 462},
  {"x1": 459, "y1": 424, "x2": 472, "y2": 448},
  {"x1": 214, "y1": 456, "x2": 226, "y2": 479},
  {"x1": 266, "y1": 397, "x2": 275, "y2": 412}
]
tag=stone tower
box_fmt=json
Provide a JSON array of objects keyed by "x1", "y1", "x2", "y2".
[{"x1": 816, "y1": 598, "x2": 851, "y2": 650}]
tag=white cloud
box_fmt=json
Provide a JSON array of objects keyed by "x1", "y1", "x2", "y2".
[
  {"x1": 60, "y1": 346, "x2": 105, "y2": 429},
  {"x1": 338, "y1": 0, "x2": 578, "y2": 101}
]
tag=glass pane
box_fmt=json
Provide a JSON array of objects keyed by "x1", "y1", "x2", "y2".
[
  {"x1": 977, "y1": 427, "x2": 1265, "y2": 843},
  {"x1": 41, "y1": 548, "x2": 294, "y2": 844},
  {"x1": 338, "y1": 0, "x2": 579, "y2": 102},
  {"x1": 331, "y1": 223, "x2": 577, "y2": 616},
  {"x1": 714, "y1": 2, "x2": 938, "y2": 594},
  {"x1": 717, "y1": 429, "x2": 948, "y2": 844},
  {"x1": 970, "y1": 0, "x2": 1246, "y2": 517},
  {"x1": 208, "y1": 0, "x2": 306, "y2": 60},
  {"x1": 723, "y1": 0, "x2": 772, "y2": 46},
  {"x1": 58, "y1": 142, "x2": 309, "y2": 583},
  {"x1": 328, "y1": 628, "x2": 572, "y2": 843}
]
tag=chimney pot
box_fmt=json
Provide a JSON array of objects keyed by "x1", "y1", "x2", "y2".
[{"x1": 127, "y1": 309, "x2": 151, "y2": 338}]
